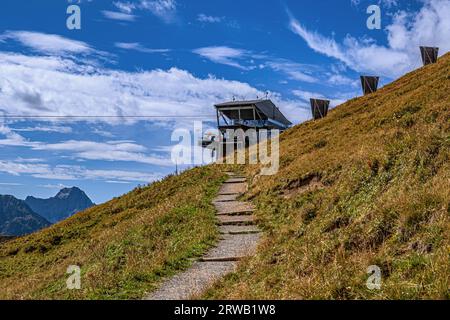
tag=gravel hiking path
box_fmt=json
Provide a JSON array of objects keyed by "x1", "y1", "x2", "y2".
[{"x1": 145, "y1": 173, "x2": 261, "y2": 300}]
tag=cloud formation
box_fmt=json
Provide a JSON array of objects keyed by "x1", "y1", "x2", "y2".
[
  {"x1": 197, "y1": 14, "x2": 223, "y2": 23},
  {"x1": 290, "y1": 0, "x2": 450, "y2": 78},
  {"x1": 0, "y1": 31, "x2": 92, "y2": 55},
  {"x1": 351, "y1": 0, "x2": 399, "y2": 8},
  {"x1": 193, "y1": 46, "x2": 318, "y2": 83},
  {"x1": 114, "y1": 42, "x2": 169, "y2": 53},
  {"x1": 193, "y1": 46, "x2": 251, "y2": 70},
  {"x1": 0, "y1": 32, "x2": 339, "y2": 127},
  {"x1": 102, "y1": 10, "x2": 137, "y2": 21},
  {"x1": 0, "y1": 123, "x2": 171, "y2": 166},
  {"x1": 0, "y1": 51, "x2": 266, "y2": 120},
  {"x1": 266, "y1": 60, "x2": 318, "y2": 83},
  {"x1": 12, "y1": 125, "x2": 73, "y2": 134},
  {"x1": 0, "y1": 159, "x2": 161, "y2": 183},
  {"x1": 113, "y1": 0, "x2": 177, "y2": 23}
]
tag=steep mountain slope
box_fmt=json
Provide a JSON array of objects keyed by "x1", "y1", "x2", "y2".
[
  {"x1": 0, "y1": 195, "x2": 50, "y2": 236},
  {"x1": 205, "y1": 53, "x2": 449, "y2": 299},
  {"x1": 25, "y1": 187, "x2": 94, "y2": 223},
  {"x1": 0, "y1": 168, "x2": 226, "y2": 299}
]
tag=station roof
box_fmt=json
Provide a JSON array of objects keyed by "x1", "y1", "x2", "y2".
[{"x1": 215, "y1": 99, "x2": 292, "y2": 127}]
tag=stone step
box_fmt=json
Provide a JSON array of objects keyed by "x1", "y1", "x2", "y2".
[
  {"x1": 217, "y1": 215, "x2": 256, "y2": 226},
  {"x1": 215, "y1": 200, "x2": 250, "y2": 207},
  {"x1": 219, "y1": 225, "x2": 261, "y2": 235},
  {"x1": 228, "y1": 230, "x2": 261, "y2": 235},
  {"x1": 216, "y1": 211, "x2": 254, "y2": 216},
  {"x1": 218, "y1": 220, "x2": 256, "y2": 226},
  {"x1": 214, "y1": 200, "x2": 237, "y2": 204},
  {"x1": 217, "y1": 192, "x2": 240, "y2": 196},
  {"x1": 224, "y1": 178, "x2": 247, "y2": 184},
  {"x1": 199, "y1": 257, "x2": 243, "y2": 262},
  {"x1": 146, "y1": 174, "x2": 259, "y2": 301},
  {"x1": 213, "y1": 195, "x2": 239, "y2": 202},
  {"x1": 225, "y1": 172, "x2": 244, "y2": 177},
  {"x1": 214, "y1": 201, "x2": 255, "y2": 215},
  {"x1": 218, "y1": 183, "x2": 247, "y2": 195}
]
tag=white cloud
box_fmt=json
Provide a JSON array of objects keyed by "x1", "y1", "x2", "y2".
[
  {"x1": 0, "y1": 52, "x2": 92, "y2": 73},
  {"x1": 0, "y1": 52, "x2": 266, "y2": 121},
  {"x1": 327, "y1": 74, "x2": 359, "y2": 87},
  {"x1": 265, "y1": 60, "x2": 318, "y2": 83},
  {"x1": 0, "y1": 160, "x2": 68, "y2": 179},
  {"x1": 92, "y1": 128, "x2": 115, "y2": 138},
  {"x1": 12, "y1": 125, "x2": 73, "y2": 134},
  {"x1": 38, "y1": 183, "x2": 70, "y2": 189},
  {"x1": 112, "y1": 1, "x2": 136, "y2": 14},
  {"x1": 386, "y1": 0, "x2": 450, "y2": 53},
  {"x1": 0, "y1": 182, "x2": 22, "y2": 186},
  {"x1": 193, "y1": 46, "x2": 319, "y2": 83},
  {"x1": 1, "y1": 33, "x2": 317, "y2": 136},
  {"x1": 292, "y1": 89, "x2": 327, "y2": 102},
  {"x1": 0, "y1": 123, "x2": 172, "y2": 166},
  {"x1": 289, "y1": 0, "x2": 450, "y2": 78},
  {"x1": 14, "y1": 157, "x2": 45, "y2": 164},
  {"x1": 0, "y1": 122, "x2": 29, "y2": 147},
  {"x1": 138, "y1": 0, "x2": 177, "y2": 21},
  {"x1": 196, "y1": 17, "x2": 240, "y2": 29},
  {"x1": 102, "y1": 10, "x2": 137, "y2": 21},
  {"x1": 289, "y1": 20, "x2": 350, "y2": 64},
  {"x1": 105, "y1": 180, "x2": 132, "y2": 184},
  {"x1": 151, "y1": 145, "x2": 174, "y2": 153},
  {"x1": 115, "y1": 42, "x2": 169, "y2": 53},
  {"x1": 113, "y1": 0, "x2": 177, "y2": 23},
  {"x1": 0, "y1": 159, "x2": 162, "y2": 183},
  {"x1": 271, "y1": 99, "x2": 310, "y2": 124},
  {"x1": 0, "y1": 31, "x2": 92, "y2": 55},
  {"x1": 197, "y1": 14, "x2": 223, "y2": 23},
  {"x1": 35, "y1": 140, "x2": 171, "y2": 166},
  {"x1": 351, "y1": 0, "x2": 399, "y2": 8},
  {"x1": 0, "y1": 50, "x2": 318, "y2": 126},
  {"x1": 80, "y1": 168, "x2": 163, "y2": 182},
  {"x1": 193, "y1": 46, "x2": 252, "y2": 70}
]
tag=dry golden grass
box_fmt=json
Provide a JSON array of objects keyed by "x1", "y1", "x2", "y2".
[
  {"x1": 205, "y1": 53, "x2": 449, "y2": 300},
  {"x1": 0, "y1": 167, "x2": 226, "y2": 299}
]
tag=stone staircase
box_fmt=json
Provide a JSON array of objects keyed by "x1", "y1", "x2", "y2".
[{"x1": 146, "y1": 172, "x2": 261, "y2": 300}]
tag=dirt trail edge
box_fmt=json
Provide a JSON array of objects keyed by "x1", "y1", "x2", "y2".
[{"x1": 145, "y1": 173, "x2": 261, "y2": 300}]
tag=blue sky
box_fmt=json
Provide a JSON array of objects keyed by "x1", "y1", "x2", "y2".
[{"x1": 0, "y1": 0, "x2": 448, "y2": 203}]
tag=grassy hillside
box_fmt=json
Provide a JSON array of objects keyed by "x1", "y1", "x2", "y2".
[
  {"x1": 0, "y1": 167, "x2": 226, "y2": 299},
  {"x1": 205, "y1": 53, "x2": 449, "y2": 299}
]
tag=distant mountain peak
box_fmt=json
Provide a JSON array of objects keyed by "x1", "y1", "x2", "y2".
[
  {"x1": 25, "y1": 187, "x2": 94, "y2": 224},
  {"x1": 0, "y1": 195, "x2": 50, "y2": 236},
  {"x1": 55, "y1": 187, "x2": 84, "y2": 199}
]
